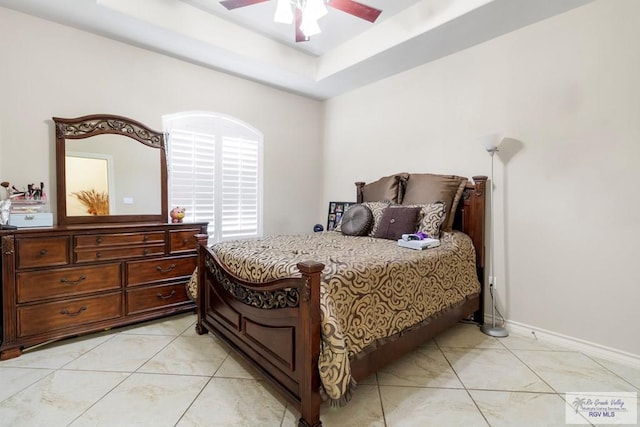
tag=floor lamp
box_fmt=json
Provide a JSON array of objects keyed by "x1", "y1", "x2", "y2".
[{"x1": 481, "y1": 136, "x2": 508, "y2": 338}]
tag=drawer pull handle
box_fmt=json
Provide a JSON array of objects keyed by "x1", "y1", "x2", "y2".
[
  {"x1": 39, "y1": 249, "x2": 48, "y2": 256},
  {"x1": 60, "y1": 275, "x2": 87, "y2": 286},
  {"x1": 96, "y1": 252, "x2": 102, "y2": 259},
  {"x1": 60, "y1": 306, "x2": 87, "y2": 317},
  {"x1": 143, "y1": 235, "x2": 149, "y2": 242},
  {"x1": 156, "y1": 264, "x2": 176, "y2": 273},
  {"x1": 143, "y1": 248, "x2": 149, "y2": 255},
  {"x1": 182, "y1": 239, "x2": 189, "y2": 245},
  {"x1": 157, "y1": 290, "x2": 176, "y2": 300},
  {"x1": 96, "y1": 237, "x2": 103, "y2": 244}
]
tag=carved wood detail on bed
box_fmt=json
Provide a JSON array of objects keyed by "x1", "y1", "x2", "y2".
[{"x1": 196, "y1": 175, "x2": 487, "y2": 427}]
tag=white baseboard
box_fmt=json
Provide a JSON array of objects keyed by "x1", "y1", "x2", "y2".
[{"x1": 487, "y1": 316, "x2": 640, "y2": 369}]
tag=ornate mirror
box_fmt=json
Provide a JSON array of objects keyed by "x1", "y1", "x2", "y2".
[{"x1": 54, "y1": 114, "x2": 168, "y2": 225}]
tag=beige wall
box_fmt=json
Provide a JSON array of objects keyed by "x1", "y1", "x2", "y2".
[
  {"x1": 0, "y1": 7, "x2": 323, "y2": 235},
  {"x1": 324, "y1": 0, "x2": 640, "y2": 356}
]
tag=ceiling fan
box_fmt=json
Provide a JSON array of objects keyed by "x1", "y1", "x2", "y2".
[{"x1": 219, "y1": 0, "x2": 383, "y2": 42}]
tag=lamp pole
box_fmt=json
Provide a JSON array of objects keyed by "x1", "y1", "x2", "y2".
[{"x1": 481, "y1": 145, "x2": 508, "y2": 337}]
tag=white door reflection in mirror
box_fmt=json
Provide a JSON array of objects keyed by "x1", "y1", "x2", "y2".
[{"x1": 66, "y1": 152, "x2": 114, "y2": 216}]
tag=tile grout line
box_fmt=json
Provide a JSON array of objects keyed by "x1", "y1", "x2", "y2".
[
  {"x1": 0, "y1": 327, "x2": 126, "y2": 411},
  {"x1": 434, "y1": 332, "x2": 493, "y2": 427},
  {"x1": 66, "y1": 320, "x2": 191, "y2": 426},
  {"x1": 169, "y1": 320, "x2": 230, "y2": 426},
  {"x1": 498, "y1": 338, "x2": 604, "y2": 427},
  {"x1": 0, "y1": 363, "x2": 57, "y2": 405},
  {"x1": 374, "y1": 372, "x2": 390, "y2": 427},
  {"x1": 59, "y1": 316, "x2": 201, "y2": 426},
  {"x1": 585, "y1": 354, "x2": 640, "y2": 392},
  {"x1": 497, "y1": 338, "x2": 560, "y2": 395}
]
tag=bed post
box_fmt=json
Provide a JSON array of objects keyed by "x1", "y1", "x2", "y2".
[
  {"x1": 355, "y1": 182, "x2": 365, "y2": 203},
  {"x1": 194, "y1": 234, "x2": 209, "y2": 335},
  {"x1": 465, "y1": 176, "x2": 487, "y2": 324},
  {"x1": 296, "y1": 261, "x2": 324, "y2": 427}
]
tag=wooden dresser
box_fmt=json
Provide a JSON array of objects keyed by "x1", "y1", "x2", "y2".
[{"x1": 0, "y1": 222, "x2": 207, "y2": 360}]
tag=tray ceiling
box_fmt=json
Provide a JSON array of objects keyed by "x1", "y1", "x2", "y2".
[{"x1": 0, "y1": 0, "x2": 594, "y2": 99}]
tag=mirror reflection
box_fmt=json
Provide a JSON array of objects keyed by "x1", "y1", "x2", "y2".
[{"x1": 65, "y1": 135, "x2": 161, "y2": 216}]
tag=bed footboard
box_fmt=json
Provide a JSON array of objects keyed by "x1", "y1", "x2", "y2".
[{"x1": 196, "y1": 242, "x2": 324, "y2": 427}]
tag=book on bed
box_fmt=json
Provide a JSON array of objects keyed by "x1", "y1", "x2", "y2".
[{"x1": 397, "y1": 237, "x2": 440, "y2": 250}]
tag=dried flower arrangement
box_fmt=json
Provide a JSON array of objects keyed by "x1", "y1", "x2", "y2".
[{"x1": 71, "y1": 189, "x2": 109, "y2": 215}]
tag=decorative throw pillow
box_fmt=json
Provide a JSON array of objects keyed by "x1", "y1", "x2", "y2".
[
  {"x1": 373, "y1": 206, "x2": 421, "y2": 241},
  {"x1": 339, "y1": 204, "x2": 373, "y2": 236},
  {"x1": 401, "y1": 173, "x2": 467, "y2": 232},
  {"x1": 361, "y1": 201, "x2": 390, "y2": 236},
  {"x1": 361, "y1": 173, "x2": 409, "y2": 204},
  {"x1": 403, "y1": 202, "x2": 446, "y2": 238}
]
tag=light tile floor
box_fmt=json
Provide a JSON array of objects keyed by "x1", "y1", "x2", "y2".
[{"x1": 0, "y1": 313, "x2": 638, "y2": 426}]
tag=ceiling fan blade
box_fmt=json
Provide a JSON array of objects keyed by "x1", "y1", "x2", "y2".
[
  {"x1": 327, "y1": 0, "x2": 382, "y2": 23},
  {"x1": 219, "y1": 0, "x2": 270, "y2": 11},
  {"x1": 295, "y1": 7, "x2": 309, "y2": 43}
]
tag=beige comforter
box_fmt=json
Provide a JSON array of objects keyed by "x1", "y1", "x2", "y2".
[{"x1": 211, "y1": 231, "x2": 480, "y2": 403}]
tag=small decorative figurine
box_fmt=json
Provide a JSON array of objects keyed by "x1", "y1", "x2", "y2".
[{"x1": 170, "y1": 206, "x2": 186, "y2": 223}]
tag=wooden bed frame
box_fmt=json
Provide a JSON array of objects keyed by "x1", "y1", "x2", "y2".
[{"x1": 195, "y1": 175, "x2": 487, "y2": 427}]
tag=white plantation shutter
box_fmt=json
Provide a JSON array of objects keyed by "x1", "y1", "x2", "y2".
[
  {"x1": 167, "y1": 129, "x2": 216, "y2": 238},
  {"x1": 220, "y1": 137, "x2": 260, "y2": 239},
  {"x1": 164, "y1": 112, "x2": 263, "y2": 244}
]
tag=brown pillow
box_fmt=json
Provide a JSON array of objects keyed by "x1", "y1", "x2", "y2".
[
  {"x1": 373, "y1": 206, "x2": 421, "y2": 240},
  {"x1": 340, "y1": 204, "x2": 373, "y2": 236},
  {"x1": 361, "y1": 173, "x2": 408, "y2": 203},
  {"x1": 401, "y1": 174, "x2": 467, "y2": 231}
]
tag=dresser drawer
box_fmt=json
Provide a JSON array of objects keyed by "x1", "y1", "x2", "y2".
[
  {"x1": 17, "y1": 293, "x2": 122, "y2": 337},
  {"x1": 169, "y1": 229, "x2": 200, "y2": 254},
  {"x1": 75, "y1": 244, "x2": 165, "y2": 263},
  {"x1": 16, "y1": 264, "x2": 122, "y2": 303},
  {"x1": 75, "y1": 231, "x2": 165, "y2": 249},
  {"x1": 126, "y1": 283, "x2": 191, "y2": 315},
  {"x1": 16, "y1": 236, "x2": 70, "y2": 268},
  {"x1": 127, "y1": 255, "x2": 196, "y2": 286}
]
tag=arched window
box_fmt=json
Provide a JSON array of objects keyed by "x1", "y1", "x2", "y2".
[{"x1": 163, "y1": 112, "x2": 263, "y2": 244}]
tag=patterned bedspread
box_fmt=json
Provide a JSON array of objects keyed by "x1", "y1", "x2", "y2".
[{"x1": 211, "y1": 231, "x2": 480, "y2": 403}]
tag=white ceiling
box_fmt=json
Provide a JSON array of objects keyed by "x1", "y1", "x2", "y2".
[{"x1": 0, "y1": 0, "x2": 594, "y2": 100}]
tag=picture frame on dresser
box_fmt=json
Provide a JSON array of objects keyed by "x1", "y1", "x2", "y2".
[{"x1": 0, "y1": 114, "x2": 208, "y2": 360}]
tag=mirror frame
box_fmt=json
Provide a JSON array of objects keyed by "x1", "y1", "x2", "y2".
[{"x1": 54, "y1": 114, "x2": 168, "y2": 225}]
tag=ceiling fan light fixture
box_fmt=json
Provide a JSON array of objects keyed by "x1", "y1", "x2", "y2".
[
  {"x1": 300, "y1": 15, "x2": 321, "y2": 37},
  {"x1": 274, "y1": 0, "x2": 294, "y2": 24},
  {"x1": 226, "y1": 0, "x2": 382, "y2": 42},
  {"x1": 299, "y1": 0, "x2": 326, "y2": 37}
]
